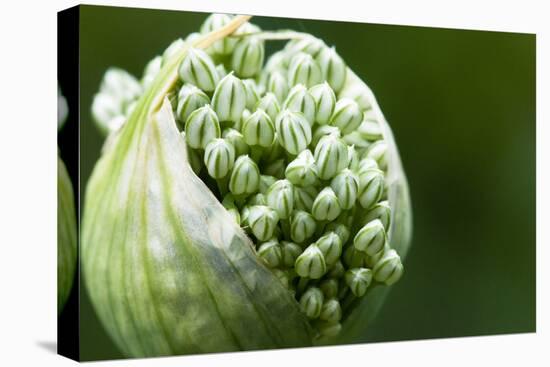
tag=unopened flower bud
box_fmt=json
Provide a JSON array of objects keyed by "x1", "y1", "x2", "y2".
[
  {"x1": 285, "y1": 150, "x2": 319, "y2": 187},
  {"x1": 247, "y1": 193, "x2": 267, "y2": 206},
  {"x1": 373, "y1": 249, "x2": 403, "y2": 285},
  {"x1": 200, "y1": 13, "x2": 238, "y2": 55},
  {"x1": 364, "y1": 246, "x2": 387, "y2": 268},
  {"x1": 343, "y1": 245, "x2": 366, "y2": 268},
  {"x1": 295, "y1": 245, "x2": 326, "y2": 279},
  {"x1": 267, "y1": 71, "x2": 289, "y2": 102},
  {"x1": 266, "y1": 179, "x2": 295, "y2": 219},
  {"x1": 259, "y1": 175, "x2": 277, "y2": 194},
  {"x1": 99, "y1": 67, "x2": 142, "y2": 103},
  {"x1": 232, "y1": 37, "x2": 265, "y2": 78},
  {"x1": 354, "y1": 219, "x2": 386, "y2": 256},
  {"x1": 216, "y1": 63, "x2": 228, "y2": 80},
  {"x1": 290, "y1": 210, "x2": 317, "y2": 243},
  {"x1": 288, "y1": 53, "x2": 323, "y2": 88},
  {"x1": 222, "y1": 128, "x2": 249, "y2": 156},
  {"x1": 327, "y1": 260, "x2": 345, "y2": 279},
  {"x1": 256, "y1": 92, "x2": 281, "y2": 121},
  {"x1": 275, "y1": 110, "x2": 312, "y2": 155},
  {"x1": 357, "y1": 157, "x2": 379, "y2": 175},
  {"x1": 229, "y1": 155, "x2": 260, "y2": 195},
  {"x1": 364, "y1": 140, "x2": 388, "y2": 171},
  {"x1": 294, "y1": 185, "x2": 318, "y2": 212},
  {"x1": 316, "y1": 232, "x2": 342, "y2": 266},
  {"x1": 311, "y1": 125, "x2": 341, "y2": 147},
  {"x1": 248, "y1": 205, "x2": 280, "y2": 241},
  {"x1": 316, "y1": 46, "x2": 347, "y2": 93},
  {"x1": 358, "y1": 120, "x2": 383, "y2": 141},
  {"x1": 316, "y1": 321, "x2": 342, "y2": 337},
  {"x1": 364, "y1": 200, "x2": 391, "y2": 230},
  {"x1": 185, "y1": 105, "x2": 220, "y2": 149},
  {"x1": 325, "y1": 222, "x2": 350, "y2": 245},
  {"x1": 283, "y1": 84, "x2": 316, "y2": 125},
  {"x1": 221, "y1": 193, "x2": 241, "y2": 225},
  {"x1": 330, "y1": 169, "x2": 359, "y2": 210},
  {"x1": 264, "y1": 158, "x2": 286, "y2": 179},
  {"x1": 312, "y1": 187, "x2": 342, "y2": 221},
  {"x1": 309, "y1": 82, "x2": 336, "y2": 125},
  {"x1": 281, "y1": 241, "x2": 303, "y2": 268},
  {"x1": 212, "y1": 72, "x2": 247, "y2": 123},
  {"x1": 176, "y1": 85, "x2": 210, "y2": 125},
  {"x1": 284, "y1": 35, "x2": 326, "y2": 60},
  {"x1": 204, "y1": 138, "x2": 236, "y2": 179},
  {"x1": 257, "y1": 239, "x2": 283, "y2": 268},
  {"x1": 243, "y1": 79, "x2": 261, "y2": 110},
  {"x1": 330, "y1": 98, "x2": 363, "y2": 135},
  {"x1": 299, "y1": 287, "x2": 324, "y2": 319},
  {"x1": 320, "y1": 298, "x2": 342, "y2": 323},
  {"x1": 162, "y1": 38, "x2": 185, "y2": 65},
  {"x1": 345, "y1": 268, "x2": 373, "y2": 297},
  {"x1": 242, "y1": 109, "x2": 275, "y2": 147},
  {"x1": 314, "y1": 135, "x2": 349, "y2": 180},
  {"x1": 178, "y1": 48, "x2": 219, "y2": 92},
  {"x1": 319, "y1": 279, "x2": 339, "y2": 299},
  {"x1": 347, "y1": 145, "x2": 360, "y2": 171},
  {"x1": 357, "y1": 168, "x2": 385, "y2": 209},
  {"x1": 342, "y1": 131, "x2": 372, "y2": 150}
]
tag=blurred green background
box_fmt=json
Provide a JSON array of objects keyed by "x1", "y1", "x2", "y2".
[{"x1": 76, "y1": 5, "x2": 535, "y2": 360}]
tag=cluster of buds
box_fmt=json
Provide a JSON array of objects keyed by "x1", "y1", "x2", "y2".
[{"x1": 92, "y1": 14, "x2": 404, "y2": 339}]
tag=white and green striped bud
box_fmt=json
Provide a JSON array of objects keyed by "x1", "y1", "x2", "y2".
[
  {"x1": 325, "y1": 222, "x2": 350, "y2": 245},
  {"x1": 320, "y1": 298, "x2": 342, "y2": 323},
  {"x1": 316, "y1": 321, "x2": 342, "y2": 337},
  {"x1": 259, "y1": 175, "x2": 277, "y2": 194},
  {"x1": 257, "y1": 239, "x2": 283, "y2": 268},
  {"x1": 248, "y1": 205, "x2": 280, "y2": 241},
  {"x1": 314, "y1": 135, "x2": 349, "y2": 180},
  {"x1": 240, "y1": 205, "x2": 251, "y2": 227},
  {"x1": 141, "y1": 55, "x2": 162, "y2": 89},
  {"x1": 281, "y1": 241, "x2": 303, "y2": 268},
  {"x1": 264, "y1": 158, "x2": 286, "y2": 179},
  {"x1": 294, "y1": 185, "x2": 318, "y2": 212},
  {"x1": 284, "y1": 35, "x2": 326, "y2": 60},
  {"x1": 243, "y1": 79, "x2": 261, "y2": 110},
  {"x1": 295, "y1": 245, "x2": 326, "y2": 279},
  {"x1": 185, "y1": 105, "x2": 221, "y2": 149},
  {"x1": 330, "y1": 98, "x2": 363, "y2": 135},
  {"x1": 319, "y1": 279, "x2": 339, "y2": 299},
  {"x1": 216, "y1": 64, "x2": 228, "y2": 80},
  {"x1": 316, "y1": 46, "x2": 347, "y2": 93},
  {"x1": 343, "y1": 131, "x2": 372, "y2": 150},
  {"x1": 288, "y1": 53, "x2": 323, "y2": 88},
  {"x1": 242, "y1": 109, "x2": 275, "y2": 147},
  {"x1": 354, "y1": 219, "x2": 386, "y2": 256},
  {"x1": 312, "y1": 187, "x2": 342, "y2": 221},
  {"x1": 373, "y1": 249, "x2": 403, "y2": 285},
  {"x1": 357, "y1": 157, "x2": 379, "y2": 175},
  {"x1": 283, "y1": 84, "x2": 316, "y2": 125},
  {"x1": 266, "y1": 179, "x2": 295, "y2": 220},
  {"x1": 327, "y1": 260, "x2": 345, "y2": 279},
  {"x1": 290, "y1": 210, "x2": 317, "y2": 244},
  {"x1": 176, "y1": 85, "x2": 210, "y2": 124},
  {"x1": 343, "y1": 245, "x2": 366, "y2": 269},
  {"x1": 204, "y1": 138, "x2": 236, "y2": 179},
  {"x1": 275, "y1": 110, "x2": 312, "y2": 155},
  {"x1": 309, "y1": 82, "x2": 336, "y2": 125},
  {"x1": 267, "y1": 71, "x2": 289, "y2": 103},
  {"x1": 178, "y1": 48, "x2": 219, "y2": 92},
  {"x1": 364, "y1": 246, "x2": 387, "y2": 268},
  {"x1": 222, "y1": 128, "x2": 249, "y2": 156},
  {"x1": 229, "y1": 155, "x2": 260, "y2": 195},
  {"x1": 330, "y1": 169, "x2": 359, "y2": 210},
  {"x1": 345, "y1": 268, "x2": 373, "y2": 297},
  {"x1": 285, "y1": 150, "x2": 319, "y2": 187},
  {"x1": 311, "y1": 124, "x2": 341, "y2": 147},
  {"x1": 200, "y1": 13, "x2": 238, "y2": 55},
  {"x1": 212, "y1": 72, "x2": 247, "y2": 123},
  {"x1": 100, "y1": 67, "x2": 143, "y2": 103},
  {"x1": 364, "y1": 140, "x2": 388, "y2": 171},
  {"x1": 162, "y1": 38, "x2": 185, "y2": 65},
  {"x1": 347, "y1": 145, "x2": 360, "y2": 171},
  {"x1": 247, "y1": 193, "x2": 267, "y2": 206},
  {"x1": 358, "y1": 120, "x2": 383, "y2": 141},
  {"x1": 364, "y1": 200, "x2": 391, "y2": 230},
  {"x1": 299, "y1": 287, "x2": 324, "y2": 319},
  {"x1": 232, "y1": 37, "x2": 265, "y2": 78},
  {"x1": 316, "y1": 232, "x2": 342, "y2": 266},
  {"x1": 357, "y1": 168, "x2": 385, "y2": 209},
  {"x1": 256, "y1": 92, "x2": 281, "y2": 121}
]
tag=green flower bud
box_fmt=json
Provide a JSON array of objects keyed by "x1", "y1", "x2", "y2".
[
  {"x1": 320, "y1": 298, "x2": 342, "y2": 323},
  {"x1": 100, "y1": 67, "x2": 143, "y2": 103},
  {"x1": 281, "y1": 241, "x2": 303, "y2": 268},
  {"x1": 345, "y1": 268, "x2": 373, "y2": 297},
  {"x1": 314, "y1": 135, "x2": 349, "y2": 180},
  {"x1": 295, "y1": 245, "x2": 327, "y2": 279},
  {"x1": 240, "y1": 205, "x2": 251, "y2": 227},
  {"x1": 299, "y1": 287, "x2": 324, "y2": 319},
  {"x1": 358, "y1": 120, "x2": 383, "y2": 141},
  {"x1": 364, "y1": 200, "x2": 391, "y2": 230},
  {"x1": 283, "y1": 84, "x2": 316, "y2": 125},
  {"x1": 176, "y1": 85, "x2": 210, "y2": 124},
  {"x1": 257, "y1": 239, "x2": 283, "y2": 268},
  {"x1": 285, "y1": 150, "x2": 319, "y2": 187},
  {"x1": 248, "y1": 205, "x2": 280, "y2": 241},
  {"x1": 266, "y1": 179, "x2": 295, "y2": 219},
  {"x1": 275, "y1": 110, "x2": 312, "y2": 155},
  {"x1": 342, "y1": 131, "x2": 372, "y2": 150},
  {"x1": 312, "y1": 187, "x2": 342, "y2": 221},
  {"x1": 325, "y1": 222, "x2": 350, "y2": 245},
  {"x1": 212, "y1": 72, "x2": 247, "y2": 123},
  {"x1": 259, "y1": 175, "x2": 277, "y2": 194},
  {"x1": 185, "y1": 105, "x2": 221, "y2": 149},
  {"x1": 221, "y1": 193, "x2": 241, "y2": 225},
  {"x1": 316, "y1": 46, "x2": 347, "y2": 93},
  {"x1": 316, "y1": 232, "x2": 342, "y2": 266},
  {"x1": 216, "y1": 63, "x2": 228, "y2": 80},
  {"x1": 327, "y1": 260, "x2": 345, "y2": 279},
  {"x1": 162, "y1": 38, "x2": 185, "y2": 65},
  {"x1": 242, "y1": 109, "x2": 275, "y2": 147},
  {"x1": 311, "y1": 124, "x2": 341, "y2": 147},
  {"x1": 229, "y1": 155, "x2": 260, "y2": 195},
  {"x1": 357, "y1": 157, "x2": 379, "y2": 175},
  {"x1": 247, "y1": 193, "x2": 267, "y2": 206},
  {"x1": 178, "y1": 48, "x2": 219, "y2": 92},
  {"x1": 343, "y1": 245, "x2": 366, "y2": 268},
  {"x1": 316, "y1": 321, "x2": 342, "y2": 337},
  {"x1": 267, "y1": 71, "x2": 289, "y2": 103},
  {"x1": 354, "y1": 219, "x2": 386, "y2": 256},
  {"x1": 290, "y1": 210, "x2": 317, "y2": 243},
  {"x1": 264, "y1": 50, "x2": 289, "y2": 73},
  {"x1": 204, "y1": 138, "x2": 236, "y2": 179},
  {"x1": 243, "y1": 79, "x2": 261, "y2": 110},
  {"x1": 319, "y1": 279, "x2": 339, "y2": 299},
  {"x1": 200, "y1": 13, "x2": 238, "y2": 55},
  {"x1": 284, "y1": 35, "x2": 326, "y2": 60},
  {"x1": 365, "y1": 140, "x2": 388, "y2": 171},
  {"x1": 232, "y1": 37, "x2": 265, "y2": 78},
  {"x1": 234, "y1": 21, "x2": 262, "y2": 36},
  {"x1": 91, "y1": 93, "x2": 125, "y2": 134},
  {"x1": 256, "y1": 92, "x2": 281, "y2": 121},
  {"x1": 373, "y1": 249, "x2": 403, "y2": 285},
  {"x1": 330, "y1": 169, "x2": 359, "y2": 210},
  {"x1": 264, "y1": 158, "x2": 286, "y2": 179},
  {"x1": 330, "y1": 98, "x2": 363, "y2": 135},
  {"x1": 288, "y1": 53, "x2": 323, "y2": 88},
  {"x1": 141, "y1": 55, "x2": 162, "y2": 89},
  {"x1": 347, "y1": 145, "x2": 360, "y2": 171},
  {"x1": 364, "y1": 246, "x2": 387, "y2": 268},
  {"x1": 294, "y1": 185, "x2": 318, "y2": 212},
  {"x1": 309, "y1": 82, "x2": 336, "y2": 125},
  {"x1": 357, "y1": 168, "x2": 385, "y2": 209},
  {"x1": 222, "y1": 128, "x2": 249, "y2": 156},
  {"x1": 338, "y1": 80, "x2": 374, "y2": 112}
]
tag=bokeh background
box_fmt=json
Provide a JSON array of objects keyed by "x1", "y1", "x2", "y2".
[{"x1": 70, "y1": 5, "x2": 535, "y2": 361}]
